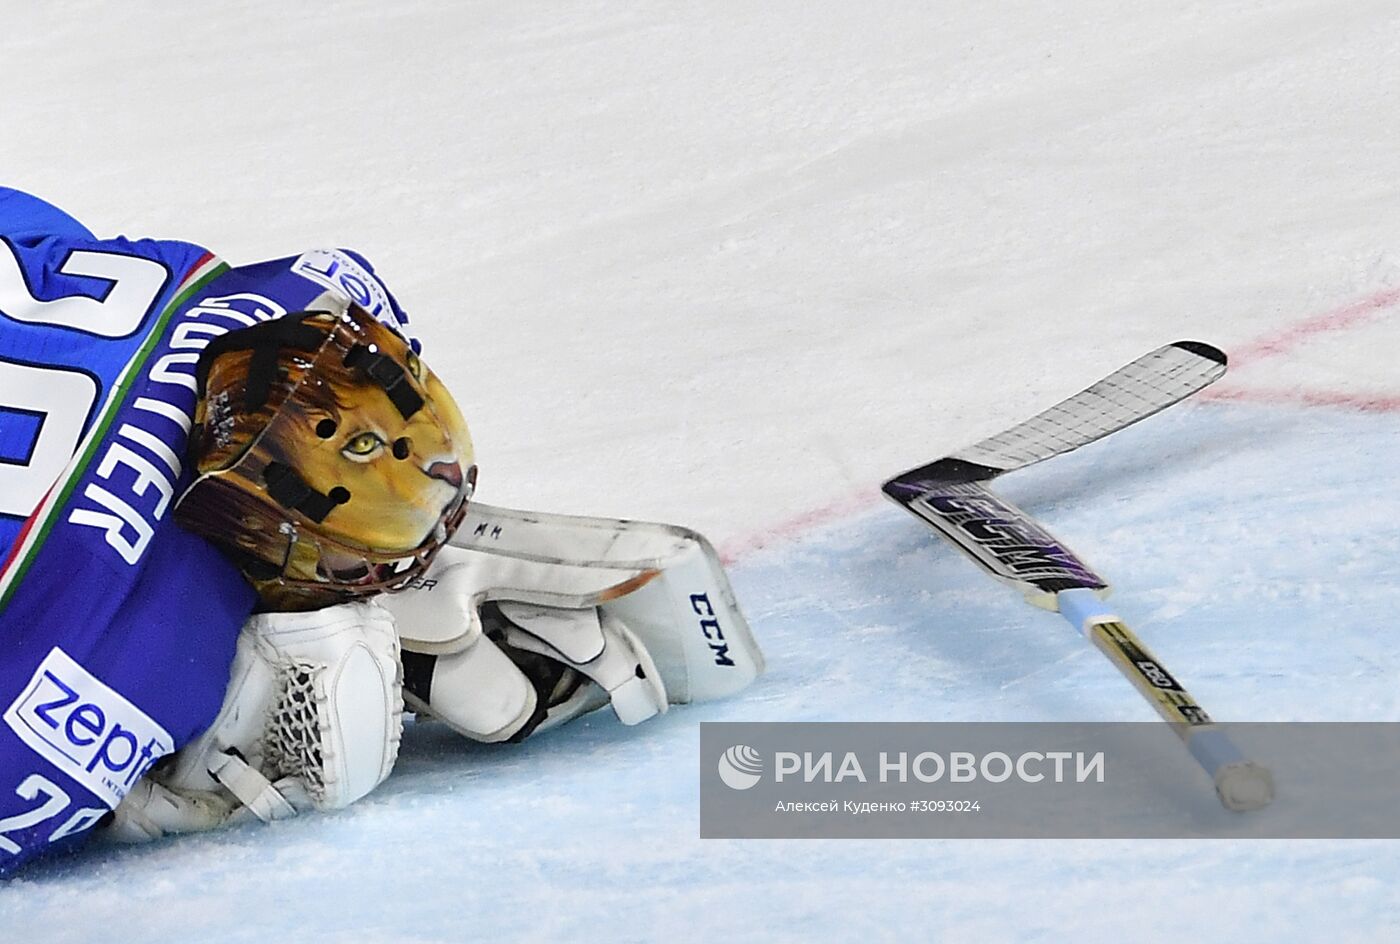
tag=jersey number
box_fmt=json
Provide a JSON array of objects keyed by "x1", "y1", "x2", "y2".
[
  {"x1": 0, "y1": 244, "x2": 167, "y2": 518},
  {"x1": 0, "y1": 773, "x2": 106, "y2": 858}
]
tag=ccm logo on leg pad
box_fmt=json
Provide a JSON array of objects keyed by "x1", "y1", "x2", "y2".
[
  {"x1": 690, "y1": 594, "x2": 736, "y2": 668},
  {"x1": 3, "y1": 647, "x2": 173, "y2": 808}
]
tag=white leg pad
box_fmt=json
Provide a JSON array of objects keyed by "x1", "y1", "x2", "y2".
[
  {"x1": 410, "y1": 636, "x2": 538, "y2": 743},
  {"x1": 380, "y1": 501, "x2": 763, "y2": 741},
  {"x1": 498, "y1": 603, "x2": 668, "y2": 726},
  {"x1": 601, "y1": 536, "x2": 763, "y2": 704}
]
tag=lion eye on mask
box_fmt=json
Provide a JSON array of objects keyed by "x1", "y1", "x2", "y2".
[{"x1": 343, "y1": 432, "x2": 385, "y2": 460}]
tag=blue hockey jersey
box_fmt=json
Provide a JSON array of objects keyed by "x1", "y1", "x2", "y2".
[{"x1": 0, "y1": 188, "x2": 416, "y2": 874}]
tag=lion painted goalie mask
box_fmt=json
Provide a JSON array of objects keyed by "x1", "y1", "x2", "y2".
[{"x1": 174, "y1": 306, "x2": 476, "y2": 611}]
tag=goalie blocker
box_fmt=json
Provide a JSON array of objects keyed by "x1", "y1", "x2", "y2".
[{"x1": 381, "y1": 501, "x2": 764, "y2": 742}]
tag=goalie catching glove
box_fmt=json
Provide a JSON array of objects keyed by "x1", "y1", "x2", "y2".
[
  {"x1": 106, "y1": 601, "x2": 402, "y2": 841},
  {"x1": 379, "y1": 501, "x2": 764, "y2": 743}
]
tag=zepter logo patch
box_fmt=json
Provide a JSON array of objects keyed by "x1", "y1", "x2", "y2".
[{"x1": 3, "y1": 648, "x2": 173, "y2": 808}]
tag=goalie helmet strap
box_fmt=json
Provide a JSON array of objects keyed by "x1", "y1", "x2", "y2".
[
  {"x1": 263, "y1": 461, "x2": 343, "y2": 524},
  {"x1": 195, "y1": 313, "x2": 328, "y2": 410},
  {"x1": 343, "y1": 343, "x2": 424, "y2": 419},
  {"x1": 193, "y1": 311, "x2": 425, "y2": 420}
]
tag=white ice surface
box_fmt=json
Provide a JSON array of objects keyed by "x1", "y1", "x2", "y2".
[{"x1": 4, "y1": 1, "x2": 1400, "y2": 940}]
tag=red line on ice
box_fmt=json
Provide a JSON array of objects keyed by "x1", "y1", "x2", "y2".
[
  {"x1": 1228, "y1": 284, "x2": 1400, "y2": 367},
  {"x1": 724, "y1": 284, "x2": 1400, "y2": 560},
  {"x1": 719, "y1": 491, "x2": 882, "y2": 563},
  {"x1": 1209, "y1": 283, "x2": 1400, "y2": 412},
  {"x1": 1204, "y1": 386, "x2": 1400, "y2": 414}
]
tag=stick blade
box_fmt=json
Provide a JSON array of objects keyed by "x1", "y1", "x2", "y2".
[
  {"x1": 884, "y1": 341, "x2": 1227, "y2": 496},
  {"x1": 885, "y1": 480, "x2": 1107, "y2": 603}
]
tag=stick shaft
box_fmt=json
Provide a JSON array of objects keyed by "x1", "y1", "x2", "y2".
[
  {"x1": 1057, "y1": 588, "x2": 1245, "y2": 779},
  {"x1": 883, "y1": 342, "x2": 1272, "y2": 809}
]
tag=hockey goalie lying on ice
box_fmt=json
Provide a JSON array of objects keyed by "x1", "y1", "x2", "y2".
[{"x1": 0, "y1": 188, "x2": 763, "y2": 875}]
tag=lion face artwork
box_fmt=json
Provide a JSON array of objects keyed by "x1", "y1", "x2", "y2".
[
  {"x1": 177, "y1": 307, "x2": 475, "y2": 609},
  {"x1": 274, "y1": 343, "x2": 472, "y2": 556}
]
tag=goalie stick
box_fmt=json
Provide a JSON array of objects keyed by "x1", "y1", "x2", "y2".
[{"x1": 883, "y1": 341, "x2": 1274, "y2": 812}]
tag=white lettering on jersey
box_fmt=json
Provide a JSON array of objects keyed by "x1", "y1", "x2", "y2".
[
  {"x1": 0, "y1": 363, "x2": 98, "y2": 518},
  {"x1": 0, "y1": 244, "x2": 168, "y2": 338},
  {"x1": 65, "y1": 292, "x2": 280, "y2": 565},
  {"x1": 62, "y1": 289, "x2": 287, "y2": 563}
]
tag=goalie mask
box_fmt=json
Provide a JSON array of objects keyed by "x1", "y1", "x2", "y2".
[{"x1": 174, "y1": 306, "x2": 476, "y2": 610}]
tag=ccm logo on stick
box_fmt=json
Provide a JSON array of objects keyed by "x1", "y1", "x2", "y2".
[{"x1": 3, "y1": 648, "x2": 172, "y2": 808}]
